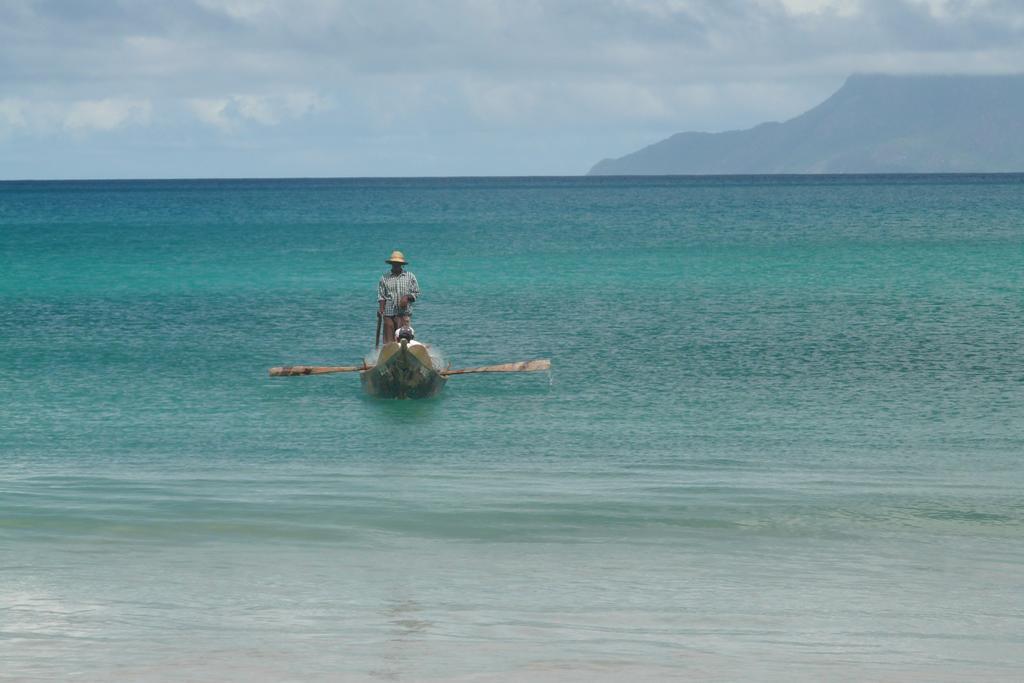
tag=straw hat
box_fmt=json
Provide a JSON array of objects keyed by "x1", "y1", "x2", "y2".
[{"x1": 386, "y1": 250, "x2": 408, "y2": 264}]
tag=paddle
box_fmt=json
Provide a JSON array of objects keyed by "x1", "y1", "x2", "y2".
[
  {"x1": 375, "y1": 311, "x2": 382, "y2": 349},
  {"x1": 269, "y1": 365, "x2": 369, "y2": 377},
  {"x1": 441, "y1": 359, "x2": 550, "y2": 376}
]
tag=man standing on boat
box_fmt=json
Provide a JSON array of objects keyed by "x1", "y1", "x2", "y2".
[{"x1": 378, "y1": 250, "x2": 420, "y2": 345}]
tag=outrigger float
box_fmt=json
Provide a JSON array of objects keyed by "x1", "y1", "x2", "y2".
[{"x1": 270, "y1": 338, "x2": 550, "y2": 399}]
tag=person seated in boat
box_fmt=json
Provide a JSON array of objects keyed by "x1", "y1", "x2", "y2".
[
  {"x1": 378, "y1": 250, "x2": 420, "y2": 344},
  {"x1": 395, "y1": 325, "x2": 423, "y2": 347}
]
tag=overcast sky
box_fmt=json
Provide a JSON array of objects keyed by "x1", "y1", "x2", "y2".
[{"x1": 1, "y1": 0, "x2": 1022, "y2": 179}]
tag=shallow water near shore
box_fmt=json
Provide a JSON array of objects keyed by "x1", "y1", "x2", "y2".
[{"x1": 2, "y1": 175, "x2": 1023, "y2": 681}]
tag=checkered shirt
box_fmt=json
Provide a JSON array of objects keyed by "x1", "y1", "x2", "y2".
[{"x1": 378, "y1": 270, "x2": 420, "y2": 316}]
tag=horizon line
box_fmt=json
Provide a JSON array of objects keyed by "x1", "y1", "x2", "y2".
[{"x1": 3, "y1": 171, "x2": 1024, "y2": 183}]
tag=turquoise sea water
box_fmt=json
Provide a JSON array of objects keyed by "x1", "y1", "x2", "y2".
[{"x1": 1, "y1": 175, "x2": 1023, "y2": 681}]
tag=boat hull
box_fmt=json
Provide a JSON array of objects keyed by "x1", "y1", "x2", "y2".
[{"x1": 360, "y1": 341, "x2": 446, "y2": 399}]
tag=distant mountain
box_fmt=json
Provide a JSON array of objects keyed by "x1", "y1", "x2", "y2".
[{"x1": 588, "y1": 74, "x2": 1024, "y2": 175}]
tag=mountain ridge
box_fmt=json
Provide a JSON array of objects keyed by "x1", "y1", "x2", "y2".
[{"x1": 588, "y1": 74, "x2": 1024, "y2": 175}]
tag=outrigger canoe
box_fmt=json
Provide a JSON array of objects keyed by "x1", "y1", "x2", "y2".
[
  {"x1": 361, "y1": 339, "x2": 446, "y2": 399},
  {"x1": 269, "y1": 339, "x2": 550, "y2": 399}
]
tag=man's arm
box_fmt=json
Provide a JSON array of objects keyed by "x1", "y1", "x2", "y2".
[
  {"x1": 378, "y1": 277, "x2": 387, "y2": 314},
  {"x1": 398, "y1": 273, "x2": 419, "y2": 308},
  {"x1": 407, "y1": 273, "x2": 420, "y2": 303}
]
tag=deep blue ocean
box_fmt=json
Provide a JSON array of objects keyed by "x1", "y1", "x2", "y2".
[{"x1": 2, "y1": 175, "x2": 1023, "y2": 681}]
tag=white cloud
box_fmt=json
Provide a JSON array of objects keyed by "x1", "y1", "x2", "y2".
[
  {"x1": 282, "y1": 92, "x2": 328, "y2": 118},
  {"x1": 1, "y1": 98, "x2": 151, "y2": 136},
  {"x1": 193, "y1": 0, "x2": 280, "y2": 22},
  {"x1": 64, "y1": 99, "x2": 151, "y2": 131},
  {"x1": 905, "y1": 0, "x2": 979, "y2": 20},
  {"x1": 233, "y1": 95, "x2": 279, "y2": 125},
  {"x1": 0, "y1": 98, "x2": 29, "y2": 133},
  {"x1": 187, "y1": 92, "x2": 328, "y2": 130},
  {"x1": 186, "y1": 97, "x2": 233, "y2": 130},
  {"x1": 773, "y1": 0, "x2": 862, "y2": 16}
]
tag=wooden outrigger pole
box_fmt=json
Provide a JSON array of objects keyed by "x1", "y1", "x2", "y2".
[
  {"x1": 269, "y1": 364, "x2": 368, "y2": 377},
  {"x1": 269, "y1": 340, "x2": 550, "y2": 399},
  {"x1": 440, "y1": 359, "x2": 550, "y2": 376}
]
